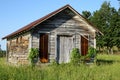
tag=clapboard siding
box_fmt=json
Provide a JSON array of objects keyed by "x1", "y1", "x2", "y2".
[
  {"x1": 89, "y1": 35, "x2": 95, "y2": 48},
  {"x1": 31, "y1": 33, "x2": 39, "y2": 48},
  {"x1": 49, "y1": 33, "x2": 56, "y2": 60}
]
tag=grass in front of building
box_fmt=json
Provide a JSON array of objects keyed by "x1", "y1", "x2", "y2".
[{"x1": 0, "y1": 54, "x2": 120, "y2": 80}]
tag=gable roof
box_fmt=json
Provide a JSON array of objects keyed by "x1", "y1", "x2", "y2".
[{"x1": 2, "y1": 4, "x2": 103, "y2": 39}]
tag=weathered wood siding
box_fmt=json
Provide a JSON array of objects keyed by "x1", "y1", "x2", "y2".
[
  {"x1": 31, "y1": 33, "x2": 39, "y2": 49},
  {"x1": 31, "y1": 9, "x2": 96, "y2": 63},
  {"x1": 57, "y1": 36, "x2": 73, "y2": 63},
  {"x1": 7, "y1": 33, "x2": 30, "y2": 64}
]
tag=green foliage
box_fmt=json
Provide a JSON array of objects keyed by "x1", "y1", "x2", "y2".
[
  {"x1": 90, "y1": 1, "x2": 112, "y2": 49},
  {"x1": 86, "y1": 47, "x2": 96, "y2": 58},
  {"x1": 0, "y1": 50, "x2": 6, "y2": 57},
  {"x1": 82, "y1": 11, "x2": 91, "y2": 19},
  {"x1": 70, "y1": 48, "x2": 81, "y2": 64},
  {"x1": 28, "y1": 48, "x2": 39, "y2": 65},
  {"x1": 82, "y1": 1, "x2": 120, "y2": 54}
]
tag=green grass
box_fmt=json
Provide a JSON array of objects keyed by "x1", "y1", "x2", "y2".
[
  {"x1": 0, "y1": 54, "x2": 120, "y2": 80},
  {"x1": 97, "y1": 54, "x2": 120, "y2": 61}
]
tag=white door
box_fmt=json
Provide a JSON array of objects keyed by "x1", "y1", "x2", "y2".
[{"x1": 57, "y1": 35, "x2": 73, "y2": 63}]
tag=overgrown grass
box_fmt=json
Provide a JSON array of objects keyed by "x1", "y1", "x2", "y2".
[
  {"x1": 97, "y1": 54, "x2": 120, "y2": 61},
  {"x1": 0, "y1": 54, "x2": 120, "y2": 80}
]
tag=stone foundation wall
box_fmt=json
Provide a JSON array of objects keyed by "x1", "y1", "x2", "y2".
[{"x1": 7, "y1": 33, "x2": 30, "y2": 64}]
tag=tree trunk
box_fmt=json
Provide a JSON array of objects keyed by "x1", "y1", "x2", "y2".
[
  {"x1": 107, "y1": 47, "x2": 110, "y2": 54},
  {"x1": 110, "y1": 48, "x2": 113, "y2": 54}
]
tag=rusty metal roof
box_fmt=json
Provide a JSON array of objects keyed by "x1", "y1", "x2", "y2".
[{"x1": 2, "y1": 4, "x2": 103, "y2": 39}]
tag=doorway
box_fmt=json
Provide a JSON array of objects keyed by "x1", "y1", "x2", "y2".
[{"x1": 39, "y1": 33, "x2": 48, "y2": 63}]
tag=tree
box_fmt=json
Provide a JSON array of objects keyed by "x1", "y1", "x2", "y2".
[
  {"x1": 0, "y1": 45, "x2": 6, "y2": 57},
  {"x1": 114, "y1": 8, "x2": 120, "y2": 49},
  {"x1": 0, "y1": 44, "x2": 1, "y2": 51},
  {"x1": 90, "y1": 1, "x2": 120, "y2": 54},
  {"x1": 0, "y1": 50, "x2": 6, "y2": 57},
  {"x1": 82, "y1": 11, "x2": 91, "y2": 19},
  {"x1": 90, "y1": 1, "x2": 112, "y2": 53}
]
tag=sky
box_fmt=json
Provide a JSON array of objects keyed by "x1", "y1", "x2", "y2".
[{"x1": 0, "y1": 0, "x2": 119, "y2": 50}]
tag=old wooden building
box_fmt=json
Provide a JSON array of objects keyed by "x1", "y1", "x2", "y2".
[{"x1": 2, "y1": 5, "x2": 102, "y2": 64}]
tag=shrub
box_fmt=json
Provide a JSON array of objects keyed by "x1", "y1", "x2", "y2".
[
  {"x1": 83, "y1": 47, "x2": 97, "y2": 63},
  {"x1": 86, "y1": 47, "x2": 96, "y2": 58},
  {"x1": 0, "y1": 50, "x2": 6, "y2": 57},
  {"x1": 28, "y1": 48, "x2": 39, "y2": 66},
  {"x1": 70, "y1": 48, "x2": 81, "y2": 64}
]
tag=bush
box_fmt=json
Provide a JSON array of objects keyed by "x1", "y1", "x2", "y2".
[
  {"x1": 83, "y1": 47, "x2": 97, "y2": 63},
  {"x1": 70, "y1": 48, "x2": 81, "y2": 64},
  {"x1": 28, "y1": 48, "x2": 39, "y2": 66},
  {"x1": 0, "y1": 50, "x2": 6, "y2": 57},
  {"x1": 86, "y1": 47, "x2": 96, "y2": 58}
]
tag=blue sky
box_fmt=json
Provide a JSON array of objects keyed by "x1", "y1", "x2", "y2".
[{"x1": 0, "y1": 0, "x2": 119, "y2": 50}]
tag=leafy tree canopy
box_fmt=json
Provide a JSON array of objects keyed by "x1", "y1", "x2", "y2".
[{"x1": 82, "y1": 1, "x2": 120, "y2": 53}]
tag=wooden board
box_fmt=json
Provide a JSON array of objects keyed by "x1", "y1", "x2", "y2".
[
  {"x1": 81, "y1": 36, "x2": 88, "y2": 56},
  {"x1": 57, "y1": 35, "x2": 73, "y2": 63}
]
